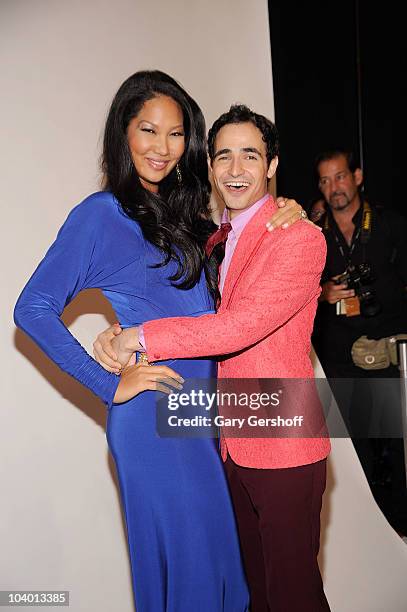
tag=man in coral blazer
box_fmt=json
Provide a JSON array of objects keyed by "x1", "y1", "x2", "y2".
[{"x1": 96, "y1": 105, "x2": 331, "y2": 611}]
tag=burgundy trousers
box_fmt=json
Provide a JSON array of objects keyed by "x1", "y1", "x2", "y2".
[{"x1": 224, "y1": 455, "x2": 330, "y2": 612}]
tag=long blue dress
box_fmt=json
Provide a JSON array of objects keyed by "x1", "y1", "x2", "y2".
[{"x1": 14, "y1": 192, "x2": 249, "y2": 611}]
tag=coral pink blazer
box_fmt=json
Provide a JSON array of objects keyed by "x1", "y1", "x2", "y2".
[{"x1": 144, "y1": 197, "x2": 331, "y2": 468}]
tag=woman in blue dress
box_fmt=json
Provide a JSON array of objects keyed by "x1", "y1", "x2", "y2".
[{"x1": 14, "y1": 71, "x2": 249, "y2": 611}]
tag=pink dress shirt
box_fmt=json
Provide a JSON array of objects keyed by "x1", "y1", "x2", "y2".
[
  {"x1": 139, "y1": 194, "x2": 270, "y2": 348},
  {"x1": 219, "y1": 194, "x2": 270, "y2": 294}
]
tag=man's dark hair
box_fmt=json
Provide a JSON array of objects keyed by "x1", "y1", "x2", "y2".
[
  {"x1": 208, "y1": 104, "x2": 279, "y2": 164},
  {"x1": 314, "y1": 148, "x2": 360, "y2": 177}
]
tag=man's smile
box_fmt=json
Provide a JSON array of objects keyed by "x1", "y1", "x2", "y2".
[{"x1": 224, "y1": 181, "x2": 251, "y2": 193}]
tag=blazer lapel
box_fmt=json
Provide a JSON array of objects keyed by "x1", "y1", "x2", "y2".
[{"x1": 221, "y1": 196, "x2": 277, "y2": 308}]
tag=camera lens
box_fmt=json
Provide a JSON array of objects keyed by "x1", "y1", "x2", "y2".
[{"x1": 359, "y1": 293, "x2": 381, "y2": 317}]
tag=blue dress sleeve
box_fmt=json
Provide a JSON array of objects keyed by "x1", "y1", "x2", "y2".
[{"x1": 14, "y1": 195, "x2": 121, "y2": 408}]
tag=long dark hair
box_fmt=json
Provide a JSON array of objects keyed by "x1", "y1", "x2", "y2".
[{"x1": 102, "y1": 70, "x2": 216, "y2": 292}]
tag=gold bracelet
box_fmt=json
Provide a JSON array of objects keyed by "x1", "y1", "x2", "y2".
[{"x1": 137, "y1": 352, "x2": 150, "y2": 365}]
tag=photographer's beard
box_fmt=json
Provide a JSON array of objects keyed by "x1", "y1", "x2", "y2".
[{"x1": 328, "y1": 191, "x2": 352, "y2": 211}]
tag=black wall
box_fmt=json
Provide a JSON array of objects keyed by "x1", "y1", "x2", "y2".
[{"x1": 268, "y1": 1, "x2": 398, "y2": 213}]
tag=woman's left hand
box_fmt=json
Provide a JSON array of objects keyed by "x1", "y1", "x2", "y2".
[{"x1": 266, "y1": 197, "x2": 308, "y2": 231}]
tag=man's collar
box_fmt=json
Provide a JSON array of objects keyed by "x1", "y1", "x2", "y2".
[
  {"x1": 351, "y1": 202, "x2": 363, "y2": 224},
  {"x1": 221, "y1": 193, "x2": 270, "y2": 238},
  {"x1": 326, "y1": 200, "x2": 362, "y2": 227}
]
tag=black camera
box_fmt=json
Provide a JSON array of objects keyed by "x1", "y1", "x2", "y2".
[{"x1": 334, "y1": 263, "x2": 381, "y2": 317}]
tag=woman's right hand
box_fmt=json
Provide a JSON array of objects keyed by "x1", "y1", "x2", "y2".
[{"x1": 113, "y1": 363, "x2": 184, "y2": 404}]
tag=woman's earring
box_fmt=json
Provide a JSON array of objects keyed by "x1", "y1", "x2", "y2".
[{"x1": 176, "y1": 163, "x2": 182, "y2": 184}]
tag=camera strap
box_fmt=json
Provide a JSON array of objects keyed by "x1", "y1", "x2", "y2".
[
  {"x1": 324, "y1": 200, "x2": 372, "y2": 267},
  {"x1": 324, "y1": 201, "x2": 373, "y2": 318}
]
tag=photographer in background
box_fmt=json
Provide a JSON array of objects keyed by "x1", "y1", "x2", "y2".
[
  {"x1": 312, "y1": 148, "x2": 407, "y2": 533},
  {"x1": 309, "y1": 197, "x2": 326, "y2": 223}
]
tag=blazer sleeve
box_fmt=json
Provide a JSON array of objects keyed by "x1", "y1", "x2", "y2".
[
  {"x1": 144, "y1": 224, "x2": 327, "y2": 361},
  {"x1": 14, "y1": 198, "x2": 120, "y2": 408}
]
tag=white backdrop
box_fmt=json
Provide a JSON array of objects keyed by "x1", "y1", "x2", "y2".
[{"x1": 1, "y1": 1, "x2": 406, "y2": 611}]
